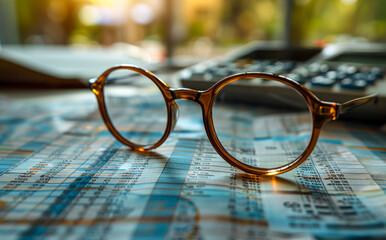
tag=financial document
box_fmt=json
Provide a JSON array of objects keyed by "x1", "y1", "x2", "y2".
[{"x1": 0, "y1": 92, "x2": 385, "y2": 240}]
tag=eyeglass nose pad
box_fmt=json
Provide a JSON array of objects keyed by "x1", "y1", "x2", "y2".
[{"x1": 170, "y1": 101, "x2": 179, "y2": 132}]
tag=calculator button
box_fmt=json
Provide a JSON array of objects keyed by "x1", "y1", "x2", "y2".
[
  {"x1": 353, "y1": 73, "x2": 377, "y2": 84},
  {"x1": 346, "y1": 65, "x2": 358, "y2": 75},
  {"x1": 340, "y1": 78, "x2": 367, "y2": 90},
  {"x1": 286, "y1": 73, "x2": 306, "y2": 85},
  {"x1": 326, "y1": 70, "x2": 338, "y2": 80},
  {"x1": 310, "y1": 76, "x2": 336, "y2": 87},
  {"x1": 370, "y1": 67, "x2": 383, "y2": 78}
]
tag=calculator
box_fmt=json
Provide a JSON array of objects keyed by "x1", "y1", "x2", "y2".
[{"x1": 178, "y1": 42, "x2": 386, "y2": 122}]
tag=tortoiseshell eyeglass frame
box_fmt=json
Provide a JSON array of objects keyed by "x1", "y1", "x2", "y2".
[{"x1": 89, "y1": 64, "x2": 377, "y2": 176}]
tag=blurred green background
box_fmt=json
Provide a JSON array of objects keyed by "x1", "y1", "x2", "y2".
[{"x1": 4, "y1": 0, "x2": 386, "y2": 61}]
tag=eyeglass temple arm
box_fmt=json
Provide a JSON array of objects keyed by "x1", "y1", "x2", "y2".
[
  {"x1": 338, "y1": 93, "x2": 378, "y2": 115},
  {"x1": 89, "y1": 74, "x2": 135, "y2": 84},
  {"x1": 88, "y1": 75, "x2": 136, "y2": 94}
]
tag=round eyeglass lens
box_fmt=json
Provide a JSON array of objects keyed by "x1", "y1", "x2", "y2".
[
  {"x1": 212, "y1": 77, "x2": 313, "y2": 170},
  {"x1": 103, "y1": 68, "x2": 168, "y2": 147}
]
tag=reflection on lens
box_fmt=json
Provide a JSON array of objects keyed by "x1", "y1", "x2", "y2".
[
  {"x1": 212, "y1": 78, "x2": 313, "y2": 169},
  {"x1": 103, "y1": 68, "x2": 168, "y2": 147}
]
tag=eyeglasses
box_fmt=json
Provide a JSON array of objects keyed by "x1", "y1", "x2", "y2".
[{"x1": 89, "y1": 64, "x2": 376, "y2": 176}]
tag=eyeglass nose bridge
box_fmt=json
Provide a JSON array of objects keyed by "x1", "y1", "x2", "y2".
[{"x1": 169, "y1": 88, "x2": 201, "y2": 102}]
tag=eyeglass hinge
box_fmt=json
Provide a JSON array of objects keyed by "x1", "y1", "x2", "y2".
[
  {"x1": 89, "y1": 81, "x2": 101, "y2": 95},
  {"x1": 315, "y1": 103, "x2": 338, "y2": 120}
]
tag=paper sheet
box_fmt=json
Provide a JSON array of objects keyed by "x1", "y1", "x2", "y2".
[{"x1": 0, "y1": 93, "x2": 385, "y2": 239}]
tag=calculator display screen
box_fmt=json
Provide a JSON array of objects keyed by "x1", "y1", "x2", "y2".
[{"x1": 329, "y1": 52, "x2": 386, "y2": 65}]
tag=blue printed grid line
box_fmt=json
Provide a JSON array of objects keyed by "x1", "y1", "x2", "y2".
[
  {"x1": 0, "y1": 141, "x2": 47, "y2": 174},
  {"x1": 132, "y1": 139, "x2": 196, "y2": 239},
  {"x1": 19, "y1": 142, "x2": 120, "y2": 240}
]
